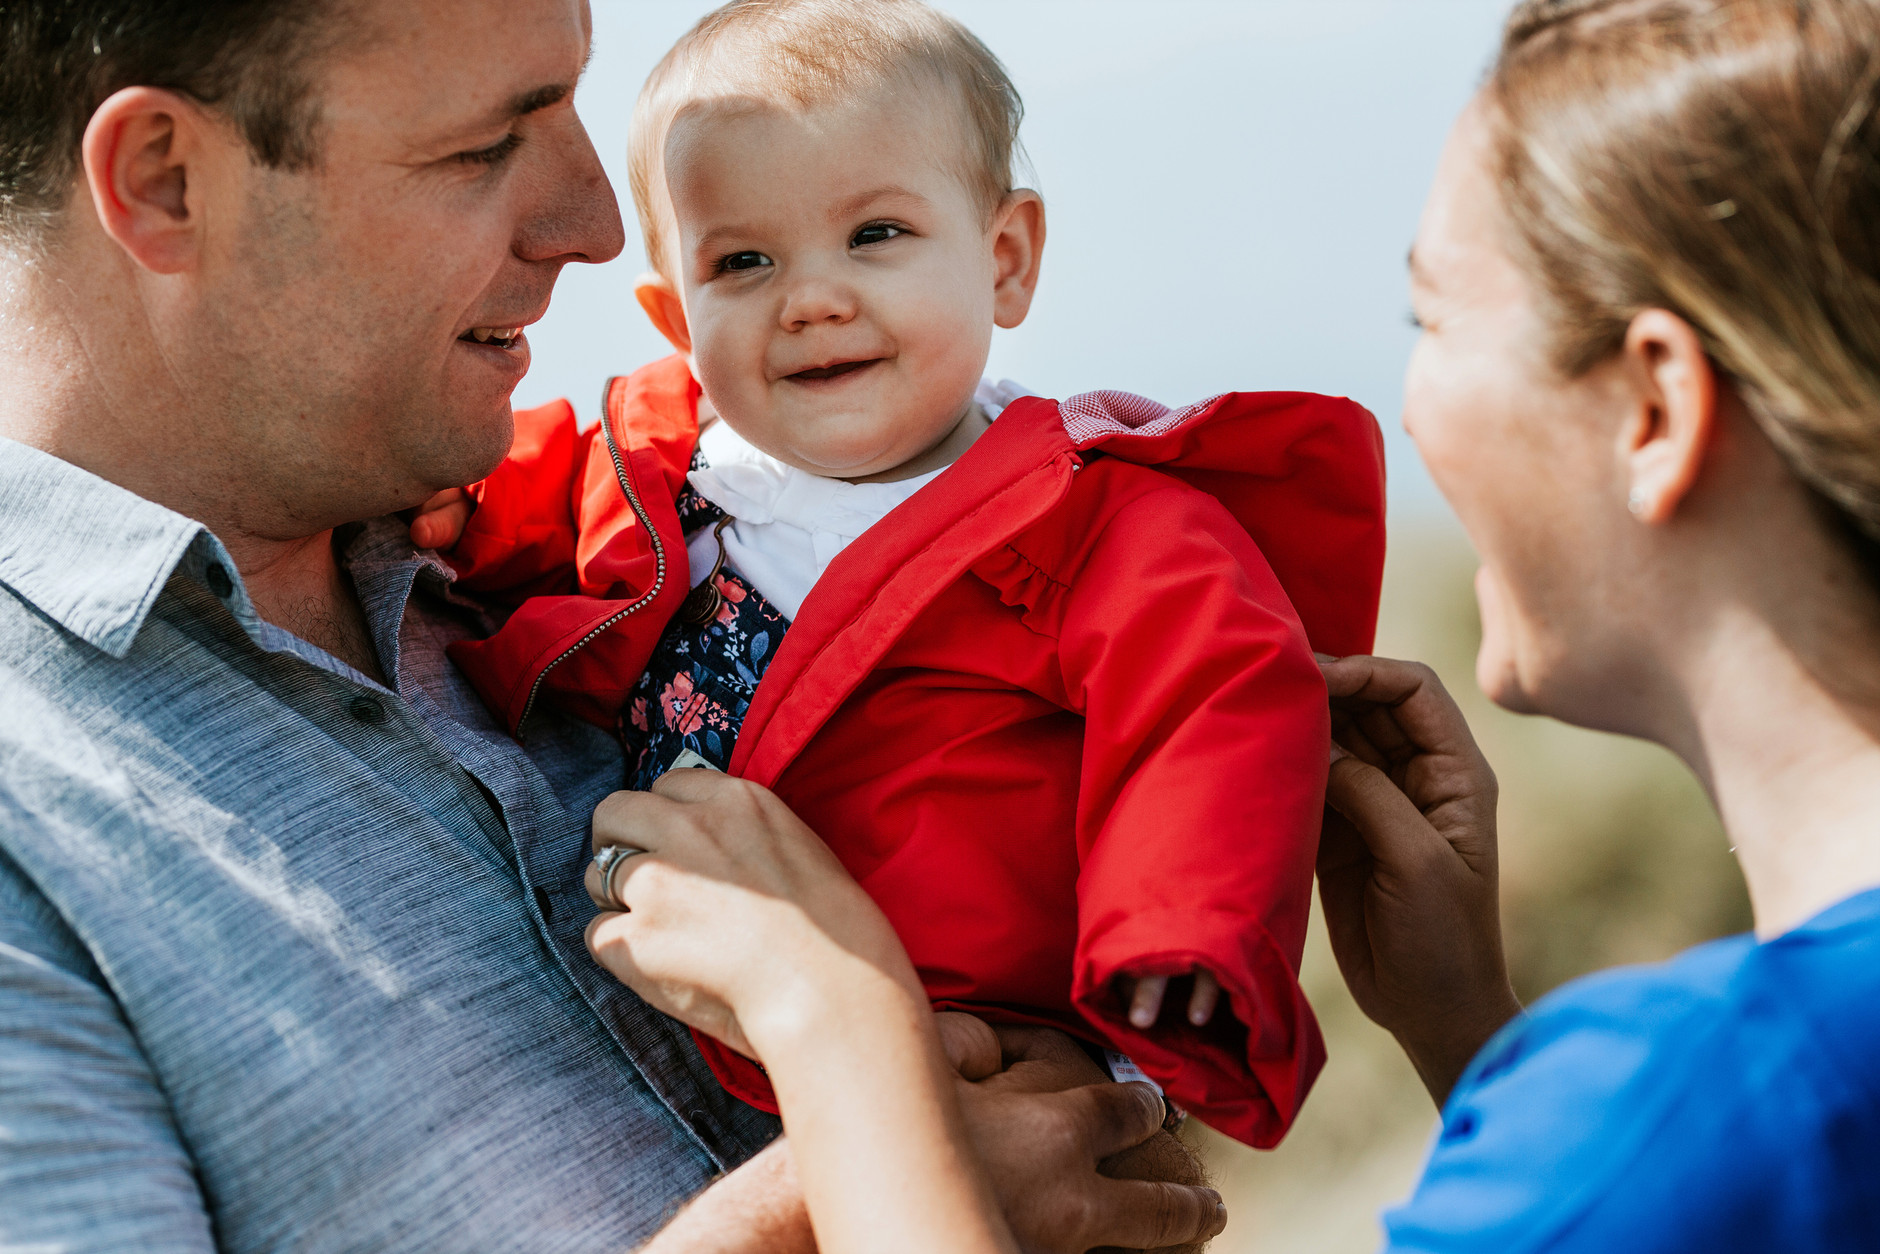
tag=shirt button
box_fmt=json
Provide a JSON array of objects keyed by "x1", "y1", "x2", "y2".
[
  {"x1": 205, "y1": 562, "x2": 234, "y2": 599},
  {"x1": 347, "y1": 696, "x2": 388, "y2": 725},
  {"x1": 687, "y1": 1109, "x2": 723, "y2": 1155}
]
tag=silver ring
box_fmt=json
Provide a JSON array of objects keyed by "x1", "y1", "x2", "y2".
[{"x1": 592, "y1": 844, "x2": 645, "y2": 911}]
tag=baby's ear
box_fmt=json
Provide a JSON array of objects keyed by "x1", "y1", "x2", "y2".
[
  {"x1": 634, "y1": 272, "x2": 693, "y2": 356},
  {"x1": 991, "y1": 189, "x2": 1046, "y2": 331}
]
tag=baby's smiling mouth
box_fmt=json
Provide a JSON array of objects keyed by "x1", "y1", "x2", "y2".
[{"x1": 786, "y1": 358, "x2": 883, "y2": 383}]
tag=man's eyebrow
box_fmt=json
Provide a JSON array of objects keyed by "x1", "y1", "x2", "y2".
[{"x1": 503, "y1": 82, "x2": 574, "y2": 122}]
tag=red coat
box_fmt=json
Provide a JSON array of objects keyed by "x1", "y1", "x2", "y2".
[{"x1": 448, "y1": 357, "x2": 1387, "y2": 1147}]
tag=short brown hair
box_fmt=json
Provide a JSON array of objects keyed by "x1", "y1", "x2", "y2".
[
  {"x1": 1488, "y1": 0, "x2": 1880, "y2": 574},
  {"x1": 628, "y1": 0, "x2": 1026, "y2": 278},
  {"x1": 0, "y1": 0, "x2": 344, "y2": 242}
]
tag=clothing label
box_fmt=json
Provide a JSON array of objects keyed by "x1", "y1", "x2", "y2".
[
  {"x1": 667, "y1": 749, "x2": 721, "y2": 773},
  {"x1": 1104, "y1": 1050, "x2": 1163, "y2": 1096}
]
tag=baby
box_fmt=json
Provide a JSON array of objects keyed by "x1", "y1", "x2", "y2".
[{"x1": 428, "y1": 0, "x2": 1385, "y2": 1148}]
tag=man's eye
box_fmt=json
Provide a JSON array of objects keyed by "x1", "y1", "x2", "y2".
[
  {"x1": 851, "y1": 223, "x2": 904, "y2": 248},
  {"x1": 720, "y1": 251, "x2": 772, "y2": 273},
  {"x1": 457, "y1": 134, "x2": 523, "y2": 166}
]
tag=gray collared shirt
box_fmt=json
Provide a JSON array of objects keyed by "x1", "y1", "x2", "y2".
[{"x1": 0, "y1": 438, "x2": 778, "y2": 1252}]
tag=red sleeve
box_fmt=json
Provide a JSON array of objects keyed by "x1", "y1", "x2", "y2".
[
  {"x1": 448, "y1": 399, "x2": 597, "y2": 604},
  {"x1": 1048, "y1": 475, "x2": 1328, "y2": 1149}
]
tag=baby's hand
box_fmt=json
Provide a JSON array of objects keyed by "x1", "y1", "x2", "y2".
[
  {"x1": 408, "y1": 488, "x2": 475, "y2": 551},
  {"x1": 1122, "y1": 969, "x2": 1223, "y2": 1029}
]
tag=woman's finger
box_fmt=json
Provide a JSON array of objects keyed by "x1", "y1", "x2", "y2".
[
  {"x1": 591, "y1": 788, "x2": 681, "y2": 854},
  {"x1": 583, "y1": 844, "x2": 651, "y2": 911},
  {"x1": 1325, "y1": 754, "x2": 1458, "y2": 868},
  {"x1": 1322, "y1": 655, "x2": 1475, "y2": 757}
]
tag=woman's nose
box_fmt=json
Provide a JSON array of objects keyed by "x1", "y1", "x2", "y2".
[{"x1": 779, "y1": 275, "x2": 859, "y2": 331}]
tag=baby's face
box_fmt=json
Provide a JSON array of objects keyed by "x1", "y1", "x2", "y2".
[{"x1": 663, "y1": 83, "x2": 1011, "y2": 479}]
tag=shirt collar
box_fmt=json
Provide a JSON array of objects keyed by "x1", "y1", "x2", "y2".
[
  {"x1": 0, "y1": 437, "x2": 248, "y2": 659},
  {"x1": 688, "y1": 413, "x2": 946, "y2": 540}
]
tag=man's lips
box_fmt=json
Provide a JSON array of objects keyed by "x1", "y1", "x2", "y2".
[
  {"x1": 458, "y1": 325, "x2": 526, "y2": 350},
  {"x1": 785, "y1": 358, "x2": 883, "y2": 382}
]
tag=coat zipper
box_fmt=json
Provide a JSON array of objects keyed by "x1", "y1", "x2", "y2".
[{"x1": 515, "y1": 386, "x2": 668, "y2": 735}]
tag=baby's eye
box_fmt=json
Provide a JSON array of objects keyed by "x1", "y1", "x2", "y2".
[
  {"x1": 850, "y1": 223, "x2": 904, "y2": 249},
  {"x1": 720, "y1": 251, "x2": 772, "y2": 273}
]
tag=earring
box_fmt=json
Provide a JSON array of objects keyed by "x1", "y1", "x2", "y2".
[{"x1": 1628, "y1": 490, "x2": 1647, "y2": 518}]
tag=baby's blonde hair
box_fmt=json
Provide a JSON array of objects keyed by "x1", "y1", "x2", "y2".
[{"x1": 628, "y1": 0, "x2": 1026, "y2": 279}]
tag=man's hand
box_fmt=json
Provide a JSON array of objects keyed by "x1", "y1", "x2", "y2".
[
  {"x1": 938, "y1": 1015, "x2": 1224, "y2": 1254},
  {"x1": 1316, "y1": 654, "x2": 1523, "y2": 1106},
  {"x1": 640, "y1": 1017, "x2": 1224, "y2": 1254}
]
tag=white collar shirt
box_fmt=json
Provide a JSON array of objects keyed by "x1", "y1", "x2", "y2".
[{"x1": 685, "y1": 379, "x2": 1031, "y2": 621}]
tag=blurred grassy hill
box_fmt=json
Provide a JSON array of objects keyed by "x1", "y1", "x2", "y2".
[{"x1": 1187, "y1": 518, "x2": 1751, "y2": 1254}]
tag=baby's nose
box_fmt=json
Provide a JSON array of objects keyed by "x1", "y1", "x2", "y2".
[{"x1": 779, "y1": 275, "x2": 860, "y2": 329}]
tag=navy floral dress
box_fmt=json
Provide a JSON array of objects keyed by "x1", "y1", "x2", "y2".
[{"x1": 621, "y1": 478, "x2": 791, "y2": 790}]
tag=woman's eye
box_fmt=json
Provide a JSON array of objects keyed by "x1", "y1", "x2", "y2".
[
  {"x1": 851, "y1": 223, "x2": 904, "y2": 248},
  {"x1": 1406, "y1": 309, "x2": 1426, "y2": 330},
  {"x1": 721, "y1": 251, "x2": 772, "y2": 273}
]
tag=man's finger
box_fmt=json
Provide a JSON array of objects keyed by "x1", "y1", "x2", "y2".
[
  {"x1": 1073, "y1": 1080, "x2": 1166, "y2": 1160},
  {"x1": 1083, "y1": 1178, "x2": 1227, "y2": 1250},
  {"x1": 935, "y1": 1012, "x2": 1002, "y2": 1081},
  {"x1": 987, "y1": 1024, "x2": 1107, "y2": 1092}
]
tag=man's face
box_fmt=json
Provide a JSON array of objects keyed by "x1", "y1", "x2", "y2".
[
  {"x1": 187, "y1": 0, "x2": 623, "y2": 533},
  {"x1": 664, "y1": 82, "x2": 1002, "y2": 480}
]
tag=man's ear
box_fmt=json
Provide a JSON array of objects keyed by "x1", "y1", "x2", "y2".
[
  {"x1": 1618, "y1": 309, "x2": 1719, "y2": 525},
  {"x1": 82, "y1": 87, "x2": 216, "y2": 275},
  {"x1": 990, "y1": 190, "x2": 1046, "y2": 330},
  {"x1": 635, "y1": 272, "x2": 693, "y2": 356}
]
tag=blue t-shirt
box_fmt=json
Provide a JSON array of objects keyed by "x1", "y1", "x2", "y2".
[{"x1": 1384, "y1": 887, "x2": 1880, "y2": 1252}]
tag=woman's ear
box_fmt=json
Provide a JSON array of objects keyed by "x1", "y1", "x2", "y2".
[
  {"x1": 635, "y1": 273, "x2": 693, "y2": 356},
  {"x1": 1619, "y1": 309, "x2": 1720, "y2": 525},
  {"x1": 82, "y1": 87, "x2": 215, "y2": 275},
  {"x1": 990, "y1": 190, "x2": 1046, "y2": 330}
]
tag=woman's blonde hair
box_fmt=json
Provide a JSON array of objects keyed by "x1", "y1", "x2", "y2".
[{"x1": 1490, "y1": 0, "x2": 1880, "y2": 570}]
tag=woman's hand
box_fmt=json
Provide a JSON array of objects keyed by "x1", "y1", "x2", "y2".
[
  {"x1": 583, "y1": 769, "x2": 1017, "y2": 1254},
  {"x1": 1317, "y1": 654, "x2": 1523, "y2": 1106},
  {"x1": 582, "y1": 768, "x2": 922, "y2": 1060}
]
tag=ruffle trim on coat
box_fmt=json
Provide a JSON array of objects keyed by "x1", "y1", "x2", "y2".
[{"x1": 971, "y1": 543, "x2": 1071, "y2": 641}]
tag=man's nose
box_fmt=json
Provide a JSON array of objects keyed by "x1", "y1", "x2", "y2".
[
  {"x1": 779, "y1": 271, "x2": 859, "y2": 331},
  {"x1": 515, "y1": 113, "x2": 627, "y2": 267}
]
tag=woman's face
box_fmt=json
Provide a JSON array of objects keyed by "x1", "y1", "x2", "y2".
[{"x1": 1404, "y1": 101, "x2": 1643, "y2": 723}]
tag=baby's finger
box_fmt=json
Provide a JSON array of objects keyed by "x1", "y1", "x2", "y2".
[
  {"x1": 1128, "y1": 975, "x2": 1167, "y2": 1029},
  {"x1": 1187, "y1": 969, "x2": 1221, "y2": 1026},
  {"x1": 408, "y1": 489, "x2": 474, "y2": 550}
]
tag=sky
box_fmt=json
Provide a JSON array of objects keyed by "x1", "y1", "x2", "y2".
[{"x1": 516, "y1": 0, "x2": 1516, "y2": 516}]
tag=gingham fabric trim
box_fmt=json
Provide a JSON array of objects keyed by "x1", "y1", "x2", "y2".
[{"x1": 1058, "y1": 390, "x2": 1228, "y2": 444}]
